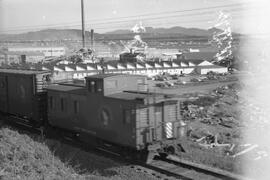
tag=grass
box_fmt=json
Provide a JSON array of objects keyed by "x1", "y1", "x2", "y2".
[
  {"x1": 177, "y1": 138, "x2": 244, "y2": 174},
  {"x1": 0, "y1": 125, "x2": 163, "y2": 180},
  {"x1": 0, "y1": 127, "x2": 89, "y2": 180}
]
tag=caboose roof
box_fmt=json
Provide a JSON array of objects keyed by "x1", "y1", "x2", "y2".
[
  {"x1": 0, "y1": 68, "x2": 50, "y2": 75},
  {"x1": 85, "y1": 73, "x2": 145, "y2": 80},
  {"x1": 107, "y1": 92, "x2": 154, "y2": 100},
  {"x1": 107, "y1": 91, "x2": 177, "y2": 104},
  {"x1": 86, "y1": 73, "x2": 122, "y2": 79},
  {"x1": 46, "y1": 84, "x2": 86, "y2": 95}
]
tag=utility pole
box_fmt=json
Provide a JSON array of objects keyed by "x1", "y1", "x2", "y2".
[
  {"x1": 81, "y1": 0, "x2": 86, "y2": 48},
  {"x1": 90, "y1": 29, "x2": 94, "y2": 49}
]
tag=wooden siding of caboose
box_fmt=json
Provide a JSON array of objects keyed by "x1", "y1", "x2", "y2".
[
  {"x1": 47, "y1": 91, "x2": 87, "y2": 131},
  {"x1": 163, "y1": 101, "x2": 181, "y2": 139},
  {"x1": 135, "y1": 104, "x2": 162, "y2": 149},
  {"x1": 48, "y1": 88, "x2": 138, "y2": 149},
  {"x1": 85, "y1": 92, "x2": 138, "y2": 148},
  {"x1": 105, "y1": 76, "x2": 146, "y2": 95},
  {"x1": 135, "y1": 100, "x2": 180, "y2": 150}
]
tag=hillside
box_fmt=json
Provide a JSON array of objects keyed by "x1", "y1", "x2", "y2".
[
  {"x1": 0, "y1": 124, "x2": 171, "y2": 180},
  {"x1": 0, "y1": 127, "x2": 88, "y2": 179},
  {"x1": 0, "y1": 29, "x2": 100, "y2": 41},
  {"x1": 107, "y1": 26, "x2": 217, "y2": 36},
  {"x1": 0, "y1": 26, "x2": 230, "y2": 41}
]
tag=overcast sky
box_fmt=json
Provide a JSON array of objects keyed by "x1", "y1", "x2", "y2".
[{"x1": 0, "y1": 0, "x2": 269, "y2": 34}]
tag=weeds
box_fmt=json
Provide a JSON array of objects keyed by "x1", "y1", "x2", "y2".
[{"x1": 0, "y1": 126, "x2": 161, "y2": 180}]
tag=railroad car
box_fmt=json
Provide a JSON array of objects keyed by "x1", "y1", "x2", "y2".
[
  {"x1": 0, "y1": 69, "x2": 184, "y2": 160},
  {"x1": 0, "y1": 69, "x2": 51, "y2": 126},
  {"x1": 46, "y1": 74, "x2": 182, "y2": 155}
]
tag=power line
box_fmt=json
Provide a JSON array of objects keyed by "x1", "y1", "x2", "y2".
[
  {"x1": 1, "y1": 11, "x2": 248, "y2": 34},
  {"x1": 86, "y1": 8, "x2": 246, "y2": 29},
  {"x1": 0, "y1": 8, "x2": 249, "y2": 34},
  {"x1": 0, "y1": 3, "x2": 250, "y2": 33},
  {"x1": 4, "y1": 3, "x2": 247, "y2": 29}
]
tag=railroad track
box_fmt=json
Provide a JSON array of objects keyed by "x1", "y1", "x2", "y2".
[
  {"x1": 0, "y1": 116, "x2": 251, "y2": 180},
  {"x1": 0, "y1": 115, "x2": 42, "y2": 135},
  {"x1": 144, "y1": 154, "x2": 253, "y2": 180},
  {"x1": 148, "y1": 157, "x2": 229, "y2": 180}
]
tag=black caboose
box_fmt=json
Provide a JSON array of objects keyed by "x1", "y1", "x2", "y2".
[{"x1": 47, "y1": 74, "x2": 182, "y2": 152}]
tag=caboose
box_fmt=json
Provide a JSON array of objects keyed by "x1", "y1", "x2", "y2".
[{"x1": 47, "y1": 74, "x2": 182, "y2": 157}]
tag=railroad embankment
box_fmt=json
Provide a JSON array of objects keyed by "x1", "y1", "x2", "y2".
[{"x1": 0, "y1": 125, "x2": 167, "y2": 180}]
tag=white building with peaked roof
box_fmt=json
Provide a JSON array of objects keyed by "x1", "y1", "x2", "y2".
[{"x1": 41, "y1": 59, "x2": 227, "y2": 80}]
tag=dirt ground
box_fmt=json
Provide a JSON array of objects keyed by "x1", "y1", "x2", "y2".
[
  {"x1": 171, "y1": 78, "x2": 270, "y2": 179},
  {"x1": 151, "y1": 81, "x2": 236, "y2": 95},
  {"x1": 148, "y1": 73, "x2": 239, "y2": 95}
]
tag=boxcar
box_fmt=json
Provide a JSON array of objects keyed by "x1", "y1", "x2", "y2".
[
  {"x1": 47, "y1": 74, "x2": 182, "y2": 151},
  {"x1": 0, "y1": 69, "x2": 51, "y2": 125}
]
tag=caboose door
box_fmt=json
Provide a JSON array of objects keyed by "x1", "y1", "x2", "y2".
[
  {"x1": 163, "y1": 101, "x2": 176, "y2": 139},
  {"x1": 154, "y1": 103, "x2": 163, "y2": 141}
]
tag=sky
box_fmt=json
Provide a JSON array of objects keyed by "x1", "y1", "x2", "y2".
[{"x1": 0, "y1": 0, "x2": 269, "y2": 35}]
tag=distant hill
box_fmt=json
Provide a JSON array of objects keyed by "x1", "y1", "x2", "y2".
[
  {"x1": 0, "y1": 29, "x2": 101, "y2": 41},
  {"x1": 102, "y1": 26, "x2": 230, "y2": 41},
  {"x1": 107, "y1": 26, "x2": 216, "y2": 36},
  {"x1": 0, "y1": 26, "x2": 239, "y2": 41}
]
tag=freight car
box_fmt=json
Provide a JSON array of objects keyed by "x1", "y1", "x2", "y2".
[
  {"x1": 46, "y1": 74, "x2": 183, "y2": 159},
  {"x1": 0, "y1": 69, "x2": 51, "y2": 126}
]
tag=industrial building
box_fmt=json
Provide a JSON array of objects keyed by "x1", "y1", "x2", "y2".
[
  {"x1": 176, "y1": 52, "x2": 218, "y2": 62},
  {"x1": 5, "y1": 46, "x2": 66, "y2": 57},
  {"x1": 0, "y1": 50, "x2": 45, "y2": 65}
]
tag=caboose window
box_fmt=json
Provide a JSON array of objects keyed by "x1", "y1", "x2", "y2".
[
  {"x1": 151, "y1": 128, "x2": 156, "y2": 141},
  {"x1": 95, "y1": 81, "x2": 103, "y2": 92},
  {"x1": 60, "y1": 98, "x2": 64, "y2": 112},
  {"x1": 155, "y1": 105, "x2": 162, "y2": 113},
  {"x1": 49, "y1": 96, "x2": 54, "y2": 109},
  {"x1": 100, "y1": 108, "x2": 110, "y2": 126},
  {"x1": 0, "y1": 81, "x2": 4, "y2": 88},
  {"x1": 123, "y1": 109, "x2": 131, "y2": 124},
  {"x1": 89, "y1": 81, "x2": 103, "y2": 93},
  {"x1": 89, "y1": 81, "x2": 96, "y2": 92},
  {"x1": 74, "y1": 100, "x2": 79, "y2": 114}
]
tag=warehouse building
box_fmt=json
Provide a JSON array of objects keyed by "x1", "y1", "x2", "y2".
[
  {"x1": 0, "y1": 50, "x2": 45, "y2": 65},
  {"x1": 176, "y1": 52, "x2": 217, "y2": 62},
  {"x1": 5, "y1": 46, "x2": 65, "y2": 57},
  {"x1": 39, "y1": 59, "x2": 227, "y2": 80}
]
